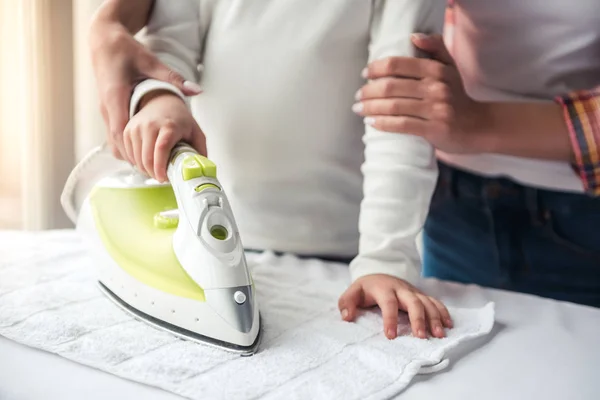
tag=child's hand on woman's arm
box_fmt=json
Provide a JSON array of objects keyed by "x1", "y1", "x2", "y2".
[
  {"x1": 338, "y1": 275, "x2": 452, "y2": 340},
  {"x1": 124, "y1": 92, "x2": 206, "y2": 182}
]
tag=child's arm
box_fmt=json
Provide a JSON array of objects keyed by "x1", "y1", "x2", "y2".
[{"x1": 339, "y1": 0, "x2": 451, "y2": 339}]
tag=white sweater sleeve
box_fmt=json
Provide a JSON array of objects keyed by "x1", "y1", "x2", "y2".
[
  {"x1": 129, "y1": 0, "x2": 208, "y2": 117},
  {"x1": 349, "y1": 0, "x2": 445, "y2": 285}
]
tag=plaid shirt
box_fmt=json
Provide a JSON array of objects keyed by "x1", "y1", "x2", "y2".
[{"x1": 445, "y1": 1, "x2": 600, "y2": 196}]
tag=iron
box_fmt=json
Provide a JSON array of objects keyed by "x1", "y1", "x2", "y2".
[{"x1": 61, "y1": 143, "x2": 262, "y2": 355}]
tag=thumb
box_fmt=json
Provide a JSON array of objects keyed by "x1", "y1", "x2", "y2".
[
  {"x1": 338, "y1": 282, "x2": 363, "y2": 322},
  {"x1": 411, "y1": 33, "x2": 454, "y2": 65},
  {"x1": 141, "y1": 52, "x2": 203, "y2": 96}
]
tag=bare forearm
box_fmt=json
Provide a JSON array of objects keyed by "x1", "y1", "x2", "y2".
[
  {"x1": 93, "y1": 0, "x2": 154, "y2": 34},
  {"x1": 481, "y1": 102, "x2": 572, "y2": 161}
]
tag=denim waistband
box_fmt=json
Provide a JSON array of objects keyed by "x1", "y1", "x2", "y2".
[
  {"x1": 436, "y1": 161, "x2": 598, "y2": 211},
  {"x1": 438, "y1": 161, "x2": 529, "y2": 201}
]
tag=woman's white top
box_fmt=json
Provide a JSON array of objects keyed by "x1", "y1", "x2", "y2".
[{"x1": 438, "y1": 0, "x2": 600, "y2": 193}]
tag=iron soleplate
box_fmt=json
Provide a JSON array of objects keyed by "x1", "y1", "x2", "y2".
[{"x1": 98, "y1": 281, "x2": 262, "y2": 357}]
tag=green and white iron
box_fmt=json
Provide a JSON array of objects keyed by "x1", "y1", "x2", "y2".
[{"x1": 61, "y1": 143, "x2": 261, "y2": 355}]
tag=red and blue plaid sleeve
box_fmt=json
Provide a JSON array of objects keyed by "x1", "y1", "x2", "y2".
[{"x1": 556, "y1": 88, "x2": 600, "y2": 196}]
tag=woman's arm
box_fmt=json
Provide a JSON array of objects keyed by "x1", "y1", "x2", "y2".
[
  {"x1": 89, "y1": 0, "x2": 203, "y2": 160},
  {"x1": 463, "y1": 93, "x2": 599, "y2": 197},
  {"x1": 355, "y1": 33, "x2": 600, "y2": 196},
  {"x1": 475, "y1": 102, "x2": 571, "y2": 160},
  {"x1": 92, "y1": 0, "x2": 155, "y2": 35}
]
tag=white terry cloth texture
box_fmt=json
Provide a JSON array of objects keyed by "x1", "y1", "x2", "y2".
[{"x1": 0, "y1": 230, "x2": 495, "y2": 400}]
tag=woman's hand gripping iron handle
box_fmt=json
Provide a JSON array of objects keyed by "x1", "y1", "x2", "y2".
[{"x1": 166, "y1": 143, "x2": 257, "y2": 334}]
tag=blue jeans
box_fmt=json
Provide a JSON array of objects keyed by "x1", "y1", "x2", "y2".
[{"x1": 423, "y1": 162, "x2": 600, "y2": 308}]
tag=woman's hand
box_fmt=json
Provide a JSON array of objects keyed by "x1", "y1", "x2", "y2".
[
  {"x1": 89, "y1": 9, "x2": 202, "y2": 161},
  {"x1": 354, "y1": 34, "x2": 492, "y2": 154},
  {"x1": 338, "y1": 274, "x2": 453, "y2": 340}
]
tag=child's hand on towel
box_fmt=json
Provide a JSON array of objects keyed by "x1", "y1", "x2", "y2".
[
  {"x1": 338, "y1": 274, "x2": 453, "y2": 340},
  {"x1": 123, "y1": 91, "x2": 206, "y2": 182}
]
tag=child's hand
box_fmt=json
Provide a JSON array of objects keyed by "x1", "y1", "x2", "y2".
[
  {"x1": 123, "y1": 91, "x2": 206, "y2": 182},
  {"x1": 338, "y1": 274, "x2": 453, "y2": 340}
]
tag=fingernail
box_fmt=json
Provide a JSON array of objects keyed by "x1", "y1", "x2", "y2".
[
  {"x1": 418, "y1": 329, "x2": 426, "y2": 338},
  {"x1": 341, "y1": 309, "x2": 349, "y2": 319},
  {"x1": 445, "y1": 318, "x2": 453, "y2": 327},
  {"x1": 354, "y1": 89, "x2": 362, "y2": 101},
  {"x1": 387, "y1": 328, "x2": 396, "y2": 339},
  {"x1": 411, "y1": 33, "x2": 428, "y2": 41},
  {"x1": 363, "y1": 117, "x2": 376, "y2": 126},
  {"x1": 352, "y1": 102, "x2": 364, "y2": 113},
  {"x1": 361, "y1": 67, "x2": 369, "y2": 79},
  {"x1": 436, "y1": 326, "x2": 444, "y2": 336},
  {"x1": 183, "y1": 80, "x2": 203, "y2": 93}
]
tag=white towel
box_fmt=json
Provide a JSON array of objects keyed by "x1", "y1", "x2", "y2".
[{"x1": 0, "y1": 230, "x2": 495, "y2": 400}]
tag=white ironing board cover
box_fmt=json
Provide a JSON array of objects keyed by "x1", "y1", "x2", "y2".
[{"x1": 0, "y1": 230, "x2": 495, "y2": 400}]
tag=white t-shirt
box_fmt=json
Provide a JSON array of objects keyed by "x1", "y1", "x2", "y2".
[
  {"x1": 131, "y1": 0, "x2": 445, "y2": 284},
  {"x1": 438, "y1": 0, "x2": 600, "y2": 192}
]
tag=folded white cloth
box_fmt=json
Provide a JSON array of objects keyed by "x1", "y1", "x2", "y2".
[{"x1": 0, "y1": 230, "x2": 495, "y2": 400}]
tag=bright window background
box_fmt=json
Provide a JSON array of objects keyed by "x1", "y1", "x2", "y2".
[
  {"x1": 0, "y1": 0, "x2": 25, "y2": 228},
  {"x1": 0, "y1": 0, "x2": 105, "y2": 230}
]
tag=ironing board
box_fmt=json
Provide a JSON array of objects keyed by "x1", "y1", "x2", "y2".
[{"x1": 1, "y1": 232, "x2": 599, "y2": 400}]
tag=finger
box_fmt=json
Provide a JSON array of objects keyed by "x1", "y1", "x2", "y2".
[
  {"x1": 353, "y1": 98, "x2": 428, "y2": 120},
  {"x1": 110, "y1": 145, "x2": 125, "y2": 161},
  {"x1": 141, "y1": 53, "x2": 202, "y2": 96},
  {"x1": 411, "y1": 33, "x2": 455, "y2": 66},
  {"x1": 373, "y1": 291, "x2": 399, "y2": 340},
  {"x1": 363, "y1": 115, "x2": 430, "y2": 136},
  {"x1": 104, "y1": 83, "x2": 132, "y2": 160},
  {"x1": 417, "y1": 294, "x2": 445, "y2": 338},
  {"x1": 365, "y1": 57, "x2": 449, "y2": 82},
  {"x1": 122, "y1": 126, "x2": 135, "y2": 166},
  {"x1": 190, "y1": 121, "x2": 207, "y2": 157},
  {"x1": 428, "y1": 296, "x2": 453, "y2": 329},
  {"x1": 142, "y1": 128, "x2": 159, "y2": 179},
  {"x1": 357, "y1": 78, "x2": 424, "y2": 101},
  {"x1": 338, "y1": 282, "x2": 364, "y2": 322},
  {"x1": 131, "y1": 127, "x2": 144, "y2": 174},
  {"x1": 396, "y1": 290, "x2": 427, "y2": 339},
  {"x1": 154, "y1": 127, "x2": 181, "y2": 183}
]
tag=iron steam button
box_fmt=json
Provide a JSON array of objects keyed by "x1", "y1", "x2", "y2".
[
  {"x1": 233, "y1": 291, "x2": 247, "y2": 305},
  {"x1": 182, "y1": 155, "x2": 204, "y2": 181}
]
